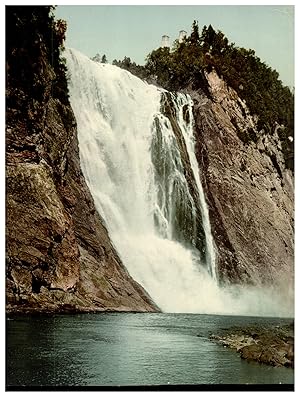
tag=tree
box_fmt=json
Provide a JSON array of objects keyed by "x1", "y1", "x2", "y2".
[
  {"x1": 101, "y1": 54, "x2": 107, "y2": 63},
  {"x1": 91, "y1": 53, "x2": 101, "y2": 63},
  {"x1": 110, "y1": 19, "x2": 294, "y2": 171},
  {"x1": 122, "y1": 56, "x2": 132, "y2": 69},
  {"x1": 190, "y1": 20, "x2": 200, "y2": 45},
  {"x1": 145, "y1": 47, "x2": 172, "y2": 88}
]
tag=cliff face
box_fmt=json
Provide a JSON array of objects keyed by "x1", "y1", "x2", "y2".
[
  {"x1": 6, "y1": 8, "x2": 294, "y2": 314},
  {"x1": 189, "y1": 70, "x2": 294, "y2": 296},
  {"x1": 6, "y1": 7, "x2": 157, "y2": 313}
]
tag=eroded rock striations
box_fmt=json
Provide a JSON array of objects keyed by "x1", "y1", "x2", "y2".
[
  {"x1": 188, "y1": 70, "x2": 294, "y2": 301},
  {"x1": 6, "y1": 6, "x2": 157, "y2": 313}
]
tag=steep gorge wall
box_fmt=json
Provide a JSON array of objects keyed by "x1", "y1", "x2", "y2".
[
  {"x1": 189, "y1": 71, "x2": 294, "y2": 297},
  {"x1": 6, "y1": 7, "x2": 157, "y2": 313},
  {"x1": 6, "y1": 7, "x2": 294, "y2": 314}
]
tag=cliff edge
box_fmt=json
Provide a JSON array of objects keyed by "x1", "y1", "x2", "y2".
[
  {"x1": 189, "y1": 70, "x2": 294, "y2": 303},
  {"x1": 6, "y1": 6, "x2": 157, "y2": 313}
]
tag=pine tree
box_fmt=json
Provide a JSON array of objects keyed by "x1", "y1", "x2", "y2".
[{"x1": 190, "y1": 20, "x2": 200, "y2": 45}]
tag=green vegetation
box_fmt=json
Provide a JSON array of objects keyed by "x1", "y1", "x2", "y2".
[
  {"x1": 6, "y1": 8, "x2": 293, "y2": 171},
  {"x1": 112, "y1": 56, "x2": 149, "y2": 79},
  {"x1": 198, "y1": 24, "x2": 294, "y2": 170},
  {"x1": 115, "y1": 21, "x2": 294, "y2": 171},
  {"x1": 6, "y1": 6, "x2": 69, "y2": 108},
  {"x1": 144, "y1": 21, "x2": 210, "y2": 95},
  {"x1": 101, "y1": 54, "x2": 107, "y2": 64},
  {"x1": 91, "y1": 53, "x2": 108, "y2": 63}
]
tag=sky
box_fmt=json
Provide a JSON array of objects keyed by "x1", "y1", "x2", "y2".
[{"x1": 55, "y1": 4, "x2": 294, "y2": 88}]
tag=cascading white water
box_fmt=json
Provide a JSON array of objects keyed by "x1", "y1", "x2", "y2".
[
  {"x1": 65, "y1": 48, "x2": 293, "y2": 317},
  {"x1": 167, "y1": 93, "x2": 217, "y2": 280}
]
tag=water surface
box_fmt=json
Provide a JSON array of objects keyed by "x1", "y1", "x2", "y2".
[{"x1": 6, "y1": 313, "x2": 293, "y2": 387}]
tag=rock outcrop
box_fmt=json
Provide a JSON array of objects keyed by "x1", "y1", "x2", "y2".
[
  {"x1": 6, "y1": 6, "x2": 157, "y2": 313},
  {"x1": 210, "y1": 322, "x2": 294, "y2": 368},
  {"x1": 189, "y1": 70, "x2": 294, "y2": 304}
]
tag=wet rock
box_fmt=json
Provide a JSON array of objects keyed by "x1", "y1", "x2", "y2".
[
  {"x1": 209, "y1": 323, "x2": 294, "y2": 368},
  {"x1": 240, "y1": 344, "x2": 262, "y2": 361},
  {"x1": 160, "y1": 92, "x2": 206, "y2": 258}
]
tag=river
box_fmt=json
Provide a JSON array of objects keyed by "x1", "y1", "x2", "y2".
[{"x1": 6, "y1": 312, "x2": 293, "y2": 389}]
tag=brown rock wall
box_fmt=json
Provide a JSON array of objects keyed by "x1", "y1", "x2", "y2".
[
  {"x1": 189, "y1": 70, "x2": 294, "y2": 297},
  {"x1": 6, "y1": 6, "x2": 157, "y2": 313}
]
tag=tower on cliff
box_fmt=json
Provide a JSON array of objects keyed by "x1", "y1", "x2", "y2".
[
  {"x1": 178, "y1": 30, "x2": 187, "y2": 43},
  {"x1": 161, "y1": 35, "x2": 170, "y2": 48}
]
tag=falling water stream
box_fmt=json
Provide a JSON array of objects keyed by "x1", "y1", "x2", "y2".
[{"x1": 65, "y1": 48, "x2": 292, "y2": 317}]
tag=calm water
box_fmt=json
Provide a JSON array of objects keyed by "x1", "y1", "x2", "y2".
[{"x1": 6, "y1": 313, "x2": 293, "y2": 387}]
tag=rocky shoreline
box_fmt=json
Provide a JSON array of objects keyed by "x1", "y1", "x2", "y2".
[{"x1": 209, "y1": 322, "x2": 294, "y2": 368}]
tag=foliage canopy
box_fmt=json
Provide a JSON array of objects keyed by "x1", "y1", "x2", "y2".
[
  {"x1": 116, "y1": 21, "x2": 294, "y2": 171},
  {"x1": 6, "y1": 6, "x2": 69, "y2": 106}
]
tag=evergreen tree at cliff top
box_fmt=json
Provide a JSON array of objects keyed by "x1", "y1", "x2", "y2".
[
  {"x1": 6, "y1": 6, "x2": 69, "y2": 108},
  {"x1": 143, "y1": 22, "x2": 294, "y2": 171}
]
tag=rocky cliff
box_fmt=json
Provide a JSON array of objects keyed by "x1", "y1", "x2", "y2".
[
  {"x1": 6, "y1": 6, "x2": 157, "y2": 313},
  {"x1": 189, "y1": 70, "x2": 294, "y2": 301},
  {"x1": 6, "y1": 7, "x2": 294, "y2": 314}
]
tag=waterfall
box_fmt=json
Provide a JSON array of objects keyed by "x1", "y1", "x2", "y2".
[
  {"x1": 65, "y1": 48, "x2": 293, "y2": 317},
  {"x1": 163, "y1": 93, "x2": 217, "y2": 280}
]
